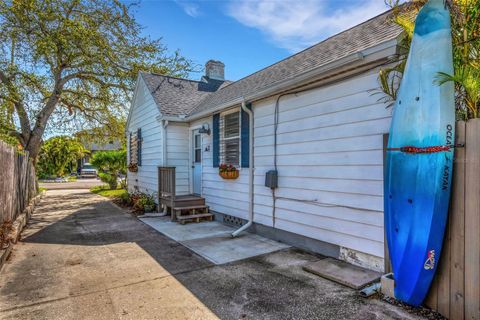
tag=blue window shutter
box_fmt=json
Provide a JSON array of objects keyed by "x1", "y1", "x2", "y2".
[
  {"x1": 129, "y1": 132, "x2": 132, "y2": 163},
  {"x1": 241, "y1": 104, "x2": 252, "y2": 168},
  {"x1": 137, "y1": 128, "x2": 142, "y2": 166},
  {"x1": 212, "y1": 113, "x2": 220, "y2": 167}
]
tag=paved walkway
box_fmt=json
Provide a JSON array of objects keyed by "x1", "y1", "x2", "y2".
[{"x1": 0, "y1": 189, "x2": 425, "y2": 320}]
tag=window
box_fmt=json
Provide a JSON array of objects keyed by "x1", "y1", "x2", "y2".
[
  {"x1": 129, "y1": 129, "x2": 142, "y2": 166},
  {"x1": 194, "y1": 134, "x2": 201, "y2": 163},
  {"x1": 220, "y1": 111, "x2": 240, "y2": 166}
]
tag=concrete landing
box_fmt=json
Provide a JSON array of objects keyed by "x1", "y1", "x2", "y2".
[
  {"x1": 140, "y1": 217, "x2": 289, "y2": 265},
  {"x1": 140, "y1": 217, "x2": 233, "y2": 241},
  {"x1": 303, "y1": 257, "x2": 382, "y2": 289}
]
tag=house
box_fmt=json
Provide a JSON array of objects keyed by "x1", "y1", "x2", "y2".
[
  {"x1": 126, "y1": 9, "x2": 403, "y2": 272},
  {"x1": 75, "y1": 141, "x2": 122, "y2": 173},
  {"x1": 75, "y1": 127, "x2": 123, "y2": 167},
  {"x1": 81, "y1": 141, "x2": 122, "y2": 164}
]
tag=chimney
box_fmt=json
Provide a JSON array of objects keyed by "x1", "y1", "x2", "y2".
[{"x1": 205, "y1": 60, "x2": 225, "y2": 81}]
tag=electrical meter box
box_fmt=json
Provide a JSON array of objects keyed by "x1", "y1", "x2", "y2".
[{"x1": 265, "y1": 170, "x2": 278, "y2": 189}]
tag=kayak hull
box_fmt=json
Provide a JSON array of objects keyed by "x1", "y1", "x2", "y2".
[{"x1": 384, "y1": 0, "x2": 455, "y2": 306}]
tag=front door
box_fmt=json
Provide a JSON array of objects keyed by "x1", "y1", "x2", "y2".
[{"x1": 192, "y1": 130, "x2": 202, "y2": 195}]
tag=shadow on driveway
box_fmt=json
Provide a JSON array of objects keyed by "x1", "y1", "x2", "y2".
[{"x1": 0, "y1": 189, "x2": 425, "y2": 320}]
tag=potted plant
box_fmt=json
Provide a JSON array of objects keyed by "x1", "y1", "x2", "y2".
[{"x1": 219, "y1": 163, "x2": 239, "y2": 179}]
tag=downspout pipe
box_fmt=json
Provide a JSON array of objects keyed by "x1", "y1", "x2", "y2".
[
  {"x1": 159, "y1": 119, "x2": 169, "y2": 215},
  {"x1": 231, "y1": 100, "x2": 254, "y2": 237},
  {"x1": 162, "y1": 120, "x2": 169, "y2": 165}
]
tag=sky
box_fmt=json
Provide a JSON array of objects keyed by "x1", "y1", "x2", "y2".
[{"x1": 132, "y1": 0, "x2": 394, "y2": 81}]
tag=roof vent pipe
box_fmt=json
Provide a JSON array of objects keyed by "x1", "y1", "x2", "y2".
[{"x1": 231, "y1": 100, "x2": 254, "y2": 237}]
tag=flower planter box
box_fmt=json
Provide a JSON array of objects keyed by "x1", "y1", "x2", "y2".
[{"x1": 219, "y1": 170, "x2": 239, "y2": 180}]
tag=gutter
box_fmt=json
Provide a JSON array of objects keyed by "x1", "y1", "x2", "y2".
[
  {"x1": 231, "y1": 100, "x2": 254, "y2": 237},
  {"x1": 156, "y1": 115, "x2": 184, "y2": 122},
  {"x1": 151, "y1": 39, "x2": 398, "y2": 124},
  {"x1": 187, "y1": 51, "x2": 362, "y2": 121}
]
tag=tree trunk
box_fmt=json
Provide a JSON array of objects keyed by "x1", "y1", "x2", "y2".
[
  {"x1": 22, "y1": 89, "x2": 62, "y2": 162},
  {"x1": 24, "y1": 135, "x2": 42, "y2": 163}
]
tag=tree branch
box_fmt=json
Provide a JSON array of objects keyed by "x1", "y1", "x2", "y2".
[
  {"x1": 0, "y1": 69, "x2": 32, "y2": 142},
  {"x1": 7, "y1": 130, "x2": 25, "y2": 146}
]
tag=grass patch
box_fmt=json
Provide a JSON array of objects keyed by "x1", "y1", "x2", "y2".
[
  {"x1": 90, "y1": 185, "x2": 127, "y2": 198},
  {"x1": 91, "y1": 185, "x2": 131, "y2": 208},
  {"x1": 90, "y1": 185, "x2": 108, "y2": 193}
]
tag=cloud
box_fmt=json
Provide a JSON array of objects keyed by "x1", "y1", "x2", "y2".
[
  {"x1": 226, "y1": 0, "x2": 389, "y2": 53},
  {"x1": 175, "y1": 0, "x2": 201, "y2": 17}
]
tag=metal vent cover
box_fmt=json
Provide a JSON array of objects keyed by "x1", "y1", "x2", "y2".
[{"x1": 223, "y1": 214, "x2": 244, "y2": 227}]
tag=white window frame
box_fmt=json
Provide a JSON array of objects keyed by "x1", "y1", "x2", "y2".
[{"x1": 220, "y1": 107, "x2": 241, "y2": 167}]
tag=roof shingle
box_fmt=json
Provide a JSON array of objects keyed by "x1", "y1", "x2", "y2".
[
  {"x1": 189, "y1": 9, "x2": 402, "y2": 116},
  {"x1": 140, "y1": 73, "x2": 230, "y2": 117},
  {"x1": 139, "y1": 8, "x2": 402, "y2": 118}
]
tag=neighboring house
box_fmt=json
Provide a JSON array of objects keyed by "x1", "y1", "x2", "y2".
[
  {"x1": 126, "y1": 10, "x2": 403, "y2": 272},
  {"x1": 80, "y1": 141, "x2": 122, "y2": 166}
]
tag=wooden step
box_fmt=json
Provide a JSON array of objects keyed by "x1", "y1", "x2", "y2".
[
  {"x1": 173, "y1": 205, "x2": 208, "y2": 211},
  {"x1": 175, "y1": 195, "x2": 203, "y2": 200},
  {"x1": 176, "y1": 213, "x2": 214, "y2": 224},
  {"x1": 174, "y1": 195, "x2": 205, "y2": 207},
  {"x1": 174, "y1": 199, "x2": 205, "y2": 207},
  {"x1": 171, "y1": 205, "x2": 209, "y2": 222}
]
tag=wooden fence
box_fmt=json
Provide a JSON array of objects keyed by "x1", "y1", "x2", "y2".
[
  {"x1": 384, "y1": 120, "x2": 480, "y2": 319},
  {"x1": 424, "y1": 120, "x2": 480, "y2": 320},
  {"x1": 0, "y1": 141, "x2": 37, "y2": 223}
]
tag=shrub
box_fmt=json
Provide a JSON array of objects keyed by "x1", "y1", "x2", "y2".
[
  {"x1": 37, "y1": 136, "x2": 86, "y2": 178},
  {"x1": 119, "y1": 191, "x2": 132, "y2": 206},
  {"x1": 0, "y1": 221, "x2": 14, "y2": 249},
  {"x1": 98, "y1": 172, "x2": 118, "y2": 189},
  {"x1": 132, "y1": 192, "x2": 156, "y2": 212},
  {"x1": 91, "y1": 150, "x2": 126, "y2": 189}
]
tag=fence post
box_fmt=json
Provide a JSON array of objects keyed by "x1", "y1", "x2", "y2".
[
  {"x1": 465, "y1": 119, "x2": 480, "y2": 320},
  {"x1": 0, "y1": 141, "x2": 37, "y2": 223}
]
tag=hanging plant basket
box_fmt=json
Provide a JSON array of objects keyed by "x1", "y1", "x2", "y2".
[
  {"x1": 128, "y1": 163, "x2": 138, "y2": 172},
  {"x1": 219, "y1": 170, "x2": 239, "y2": 179},
  {"x1": 219, "y1": 164, "x2": 239, "y2": 179}
]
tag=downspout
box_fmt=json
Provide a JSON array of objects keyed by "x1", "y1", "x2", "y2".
[
  {"x1": 159, "y1": 120, "x2": 169, "y2": 215},
  {"x1": 232, "y1": 100, "x2": 254, "y2": 237},
  {"x1": 162, "y1": 120, "x2": 169, "y2": 165}
]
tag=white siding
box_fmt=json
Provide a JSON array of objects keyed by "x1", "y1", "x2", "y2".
[
  {"x1": 166, "y1": 123, "x2": 190, "y2": 195},
  {"x1": 126, "y1": 77, "x2": 163, "y2": 195},
  {"x1": 127, "y1": 66, "x2": 391, "y2": 261},
  {"x1": 190, "y1": 117, "x2": 250, "y2": 220},
  {"x1": 252, "y1": 69, "x2": 392, "y2": 258}
]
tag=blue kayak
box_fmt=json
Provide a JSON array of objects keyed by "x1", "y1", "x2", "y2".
[{"x1": 384, "y1": 0, "x2": 455, "y2": 306}]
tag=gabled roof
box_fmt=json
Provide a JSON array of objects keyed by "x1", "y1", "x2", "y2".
[
  {"x1": 140, "y1": 72, "x2": 231, "y2": 117},
  {"x1": 135, "y1": 7, "x2": 403, "y2": 120},
  {"x1": 84, "y1": 142, "x2": 121, "y2": 151}
]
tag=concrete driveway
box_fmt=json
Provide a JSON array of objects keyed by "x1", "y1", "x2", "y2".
[{"x1": 0, "y1": 189, "x2": 426, "y2": 320}]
